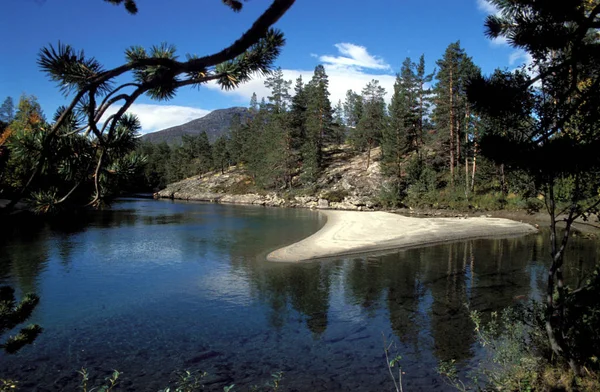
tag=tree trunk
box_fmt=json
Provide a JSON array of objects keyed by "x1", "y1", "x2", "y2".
[
  {"x1": 471, "y1": 128, "x2": 477, "y2": 193},
  {"x1": 464, "y1": 107, "x2": 470, "y2": 200},
  {"x1": 419, "y1": 82, "x2": 424, "y2": 154},
  {"x1": 366, "y1": 139, "x2": 372, "y2": 170},
  {"x1": 499, "y1": 163, "x2": 506, "y2": 196},
  {"x1": 449, "y1": 68, "x2": 454, "y2": 185},
  {"x1": 545, "y1": 182, "x2": 581, "y2": 374}
]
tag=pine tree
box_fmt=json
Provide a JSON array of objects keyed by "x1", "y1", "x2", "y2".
[
  {"x1": 2, "y1": 0, "x2": 294, "y2": 214},
  {"x1": 0, "y1": 97, "x2": 15, "y2": 125},
  {"x1": 469, "y1": 0, "x2": 600, "y2": 371},
  {"x1": 265, "y1": 67, "x2": 292, "y2": 113},
  {"x1": 331, "y1": 100, "x2": 346, "y2": 145},
  {"x1": 249, "y1": 93, "x2": 259, "y2": 113},
  {"x1": 302, "y1": 65, "x2": 333, "y2": 183},
  {"x1": 263, "y1": 69, "x2": 296, "y2": 188},
  {"x1": 354, "y1": 80, "x2": 387, "y2": 169},
  {"x1": 212, "y1": 135, "x2": 230, "y2": 174},
  {"x1": 415, "y1": 55, "x2": 434, "y2": 151},
  {"x1": 433, "y1": 42, "x2": 478, "y2": 187},
  {"x1": 290, "y1": 76, "x2": 307, "y2": 147},
  {"x1": 383, "y1": 73, "x2": 409, "y2": 189},
  {"x1": 227, "y1": 112, "x2": 247, "y2": 165},
  {"x1": 343, "y1": 90, "x2": 363, "y2": 129},
  {"x1": 399, "y1": 58, "x2": 420, "y2": 152}
]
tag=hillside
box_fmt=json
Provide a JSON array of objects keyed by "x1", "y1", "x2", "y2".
[
  {"x1": 156, "y1": 145, "x2": 385, "y2": 210},
  {"x1": 140, "y1": 107, "x2": 251, "y2": 145}
]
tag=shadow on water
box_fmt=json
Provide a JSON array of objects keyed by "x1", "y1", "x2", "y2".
[{"x1": 0, "y1": 199, "x2": 598, "y2": 391}]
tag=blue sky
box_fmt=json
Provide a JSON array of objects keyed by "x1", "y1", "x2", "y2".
[{"x1": 0, "y1": 0, "x2": 525, "y2": 133}]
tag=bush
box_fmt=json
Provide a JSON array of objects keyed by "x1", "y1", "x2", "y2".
[
  {"x1": 321, "y1": 189, "x2": 349, "y2": 203},
  {"x1": 377, "y1": 184, "x2": 402, "y2": 208},
  {"x1": 438, "y1": 266, "x2": 600, "y2": 392}
]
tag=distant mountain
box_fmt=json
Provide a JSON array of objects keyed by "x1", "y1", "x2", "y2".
[{"x1": 140, "y1": 107, "x2": 251, "y2": 145}]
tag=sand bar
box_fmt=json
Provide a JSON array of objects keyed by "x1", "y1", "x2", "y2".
[{"x1": 267, "y1": 210, "x2": 537, "y2": 262}]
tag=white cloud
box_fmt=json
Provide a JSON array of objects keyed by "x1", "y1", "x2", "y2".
[
  {"x1": 490, "y1": 36, "x2": 509, "y2": 46},
  {"x1": 320, "y1": 43, "x2": 391, "y2": 71},
  {"x1": 101, "y1": 103, "x2": 211, "y2": 134},
  {"x1": 476, "y1": 0, "x2": 498, "y2": 14},
  {"x1": 205, "y1": 43, "x2": 396, "y2": 106},
  {"x1": 509, "y1": 50, "x2": 533, "y2": 67},
  {"x1": 206, "y1": 67, "x2": 397, "y2": 106}
]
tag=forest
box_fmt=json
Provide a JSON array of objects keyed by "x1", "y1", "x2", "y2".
[{"x1": 135, "y1": 42, "x2": 543, "y2": 212}]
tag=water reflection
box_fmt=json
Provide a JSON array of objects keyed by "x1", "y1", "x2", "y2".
[{"x1": 1, "y1": 200, "x2": 598, "y2": 391}]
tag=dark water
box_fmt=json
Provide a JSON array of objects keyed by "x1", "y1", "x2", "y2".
[{"x1": 1, "y1": 200, "x2": 598, "y2": 391}]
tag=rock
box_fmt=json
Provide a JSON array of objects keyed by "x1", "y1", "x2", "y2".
[{"x1": 155, "y1": 144, "x2": 384, "y2": 212}]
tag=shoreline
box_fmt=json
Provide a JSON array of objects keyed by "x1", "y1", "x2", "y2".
[
  {"x1": 267, "y1": 210, "x2": 538, "y2": 262},
  {"x1": 156, "y1": 194, "x2": 600, "y2": 235}
]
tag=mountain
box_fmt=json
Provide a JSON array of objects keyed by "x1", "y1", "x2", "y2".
[{"x1": 140, "y1": 107, "x2": 251, "y2": 145}]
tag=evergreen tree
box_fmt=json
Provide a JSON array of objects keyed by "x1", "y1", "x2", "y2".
[
  {"x1": 136, "y1": 141, "x2": 172, "y2": 190},
  {"x1": 302, "y1": 65, "x2": 333, "y2": 183},
  {"x1": 469, "y1": 0, "x2": 600, "y2": 371},
  {"x1": 0, "y1": 97, "x2": 15, "y2": 125},
  {"x1": 2, "y1": 0, "x2": 294, "y2": 214},
  {"x1": 331, "y1": 100, "x2": 346, "y2": 145},
  {"x1": 227, "y1": 112, "x2": 247, "y2": 165},
  {"x1": 179, "y1": 133, "x2": 213, "y2": 178},
  {"x1": 265, "y1": 67, "x2": 292, "y2": 113},
  {"x1": 415, "y1": 55, "x2": 435, "y2": 150},
  {"x1": 1, "y1": 95, "x2": 48, "y2": 192},
  {"x1": 383, "y1": 73, "x2": 409, "y2": 189},
  {"x1": 353, "y1": 80, "x2": 387, "y2": 169},
  {"x1": 212, "y1": 135, "x2": 230, "y2": 174},
  {"x1": 249, "y1": 93, "x2": 259, "y2": 113},
  {"x1": 343, "y1": 89, "x2": 363, "y2": 129},
  {"x1": 289, "y1": 76, "x2": 307, "y2": 148},
  {"x1": 263, "y1": 69, "x2": 296, "y2": 188},
  {"x1": 433, "y1": 42, "x2": 479, "y2": 187},
  {"x1": 399, "y1": 57, "x2": 420, "y2": 152}
]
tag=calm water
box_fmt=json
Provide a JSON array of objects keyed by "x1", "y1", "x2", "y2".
[{"x1": 1, "y1": 199, "x2": 598, "y2": 391}]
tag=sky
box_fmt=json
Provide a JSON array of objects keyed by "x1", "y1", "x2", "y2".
[{"x1": 0, "y1": 0, "x2": 527, "y2": 134}]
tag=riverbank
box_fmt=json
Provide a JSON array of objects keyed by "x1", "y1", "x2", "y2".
[{"x1": 267, "y1": 210, "x2": 538, "y2": 262}]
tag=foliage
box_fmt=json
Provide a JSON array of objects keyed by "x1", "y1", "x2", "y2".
[
  {"x1": 321, "y1": 189, "x2": 349, "y2": 203},
  {"x1": 302, "y1": 65, "x2": 333, "y2": 183},
  {"x1": 383, "y1": 334, "x2": 405, "y2": 392},
  {"x1": 439, "y1": 264, "x2": 600, "y2": 392},
  {"x1": 1, "y1": 0, "x2": 295, "y2": 215},
  {"x1": 78, "y1": 368, "x2": 120, "y2": 392},
  {"x1": 470, "y1": 0, "x2": 600, "y2": 371},
  {"x1": 0, "y1": 379, "x2": 18, "y2": 392},
  {"x1": 350, "y1": 80, "x2": 386, "y2": 169},
  {"x1": 0, "y1": 97, "x2": 15, "y2": 125},
  {"x1": 0, "y1": 286, "x2": 42, "y2": 354},
  {"x1": 158, "y1": 370, "x2": 208, "y2": 392}
]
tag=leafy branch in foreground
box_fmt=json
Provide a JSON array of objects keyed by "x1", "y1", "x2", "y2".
[
  {"x1": 0, "y1": 285, "x2": 42, "y2": 354},
  {"x1": 470, "y1": 0, "x2": 600, "y2": 374},
  {"x1": 382, "y1": 333, "x2": 405, "y2": 392},
  {"x1": 1, "y1": 0, "x2": 295, "y2": 214}
]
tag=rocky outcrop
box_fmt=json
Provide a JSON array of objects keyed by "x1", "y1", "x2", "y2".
[{"x1": 156, "y1": 145, "x2": 385, "y2": 211}]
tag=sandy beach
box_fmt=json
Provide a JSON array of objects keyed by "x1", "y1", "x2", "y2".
[{"x1": 267, "y1": 210, "x2": 538, "y2": 262}]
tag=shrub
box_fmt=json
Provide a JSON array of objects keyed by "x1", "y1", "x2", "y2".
[{"x1": 321, "y1": 189, "x2": 349, "y2": 203}]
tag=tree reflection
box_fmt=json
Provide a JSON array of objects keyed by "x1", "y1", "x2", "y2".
[{"x1": 247, "y1": 262, "x2": 334, "y2": 337}]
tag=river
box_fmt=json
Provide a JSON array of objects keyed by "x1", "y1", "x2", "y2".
[{"x1": 0, "y1": 199, "x2": 597, "y2": 391}]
